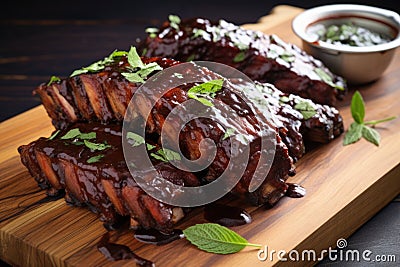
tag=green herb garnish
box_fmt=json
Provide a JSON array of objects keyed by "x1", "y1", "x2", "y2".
[
  {"x1": 279, "y1": 52, "x2": 295, "y2": 63},
  {"x1": 83, "y1": 140, "x2": 111, "y2": 151},
  {"x1": 192, "y1": 28, "x2": 208, "y2": 39},
  {"x1": 187, "y1": 79, "x2": 224, "y2": 107},
  {"x1": 70, "y1": 50, "x2": 127, "y2": 77},
  {"x1": 145, "y1": 27, "x2": 159, "y2": 38},
  {"x1": 222, "y1": 128, "x2": 236, "y2": 140},
  {"x1": 150, "y1": 148, "x2": 181, "y2": 162},
  {"x1": 47, "y1": 76, "x2": 61, "y2": 86},
  {"x1": 183, "y1": 223, "x2": 261, "y2": 254},
  {"x1": 146, "y1": 143, "x2": 156, "y2": 150},
  {"x1": 61, "y1": 128, "x2": 82, "y2": 139},
  {"x1": 48, "y1": 130, "x2": 60, "y2": 140},
  {"x1": 343, "y1": 91, "x2": 396, "y2": 146},
  {"x1": 126, "y1": 131, "x2": 145, "y2": 147},
  {"x1": 186, "y1": 54, "x2": 196, "y2": 62},
  {"x1": 169, "y1": 15, "x2": 181, "y2": 30},
  {"x1": 87, "y1": 154, "x2": 105, "y2": 164},
  {"x1": 294, "y1": 101, "x2": 317, "y2": 120},
  {"x1": 121, "y1": 46, "x2": 162, "y2": 83},
  {"x1": 314, "y1": 68, "x2": 345, "y2": 91},
  {"x1": 279, "y1": 96, "x2": 290, "y2": 103},
  {"x1": 233, "y1": 51, "x2": 246, "y2": 63}
]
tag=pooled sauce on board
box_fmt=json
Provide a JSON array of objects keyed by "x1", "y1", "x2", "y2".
[
  {"x1": 97, "y1": 233, "x2": 154, "y2": 267},
  {"x1": 285, "y1": 183, "x2": 306, "y2": 198},
  {"x1": 204, "y1": 203, "x2": 252, "y2": 227},
  {"x1": 134, "y1": 228, "x2": 184, "y2": 245}
]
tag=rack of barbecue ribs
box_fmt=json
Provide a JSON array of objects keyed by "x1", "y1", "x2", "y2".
[
  {"x1": 137, "y1": 17, "x2": 347, "y2": 106},
  {"x1": 19, "y1": 24, "x2": 344, "y2": 232}
]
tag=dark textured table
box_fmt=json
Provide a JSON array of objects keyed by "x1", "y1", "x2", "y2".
[{"x1": 1, "y1": 1, "x2": 399, "y2": 266}]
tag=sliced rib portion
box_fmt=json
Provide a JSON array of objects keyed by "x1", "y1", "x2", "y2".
[
  {"x1": 138, "y1": 18, "x2": 347, "y2": 105},
  {"x1": 18, "y1": 123, "x2": 198, "y2": 231},
  {"x1": 34, "y1": 56, "x2": 179, "y2": 130}
]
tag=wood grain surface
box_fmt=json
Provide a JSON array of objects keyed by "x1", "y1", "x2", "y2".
[{"x1": 1, "y1": 5, "x2": 399, "y2": 267}]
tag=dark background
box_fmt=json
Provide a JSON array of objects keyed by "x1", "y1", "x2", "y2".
[{"x1": 1, "y1": 1, "x2": 399, "y2": 266}]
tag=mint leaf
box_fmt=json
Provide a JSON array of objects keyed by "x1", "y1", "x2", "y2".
[
  {"x1": 351, "y1": 91, "x2": 365, "y2": 124},
  {"x1": 150, "y1": 148, "x2": 181, "y2": 162},
  {"x1": 169, "y1": 15, "x2": 181, "y2": 30},
  {"x1": 78, "y1": 132, "x2": 96, "y2": 140},
  {"x1": 127, "y1": 46, "x2": 144, "y2": 69},
  {"x1": 362, "y1": 125, "x2": 380, "y2": 146},
  {"x1": 48, "y1": 130, "x2": 60, "y2": 140},
  {"x1": 294, "y1": 101, "x2": 317, "y2": 120},
  {"x1": 146, "y1": 143, "x2": 156, "y2": 150},
  {"x1": 126, "y1": 131, "x2": 145, "y2": 147},
  {"x1": 145, "y1": 27, "x2": 159, "y2": 38},
  {"x1": 61, "y1": 128, "x2": 81, "y2": 139},
  {"x1": 47, "y1": 76, "x2": 61, "y2": 86},
  {"x1": 187, "y1": 79, "x2": 224, "y2": 107},
  {"x1": 70, "y1": 49, "x2": 127, "y2": 77},
  {"x1": 223, "y1": 128, "x2": 236, "y2": 140},
  {"x1": 163, "y1": 148, "x2": 181, "y2": 161},
  {"x1": 83, "y1": 140, "x2": 111, "y2": 151},
  {"x1": 122, "y1": 72, "x2": 145, "y2": 83},
  {"x1": 136, "y1": 62, "x2": 163, "y2": 78},
  {"x1": 279, "y1": 52, "x2": 295, "y2": 63},
  {"x1": 314, "y1": 68, "x2": 344, "y2": 91},
  {"x1": 343, "y1": 122, "x2": 363, "y2": 145},
  {"x1": 87, "y1": 154, "x2": 104, "y2": 164},
  {"x1": 186, "y1": 54, "x2": 196, "y2": 62},
  {"x1": 233, "y1": 51, "x2": 246, "y2": 63},
  {"x1": 192, "y1": 28, "x2": 208, "y2": 39},
  {"x1": 183, "y1": 223, "x2": 261, "y2": 254}
]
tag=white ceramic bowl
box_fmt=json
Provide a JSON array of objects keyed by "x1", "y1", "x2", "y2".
[{"x1": 292, "y1": 4, "x2": 400, "y2": 84}]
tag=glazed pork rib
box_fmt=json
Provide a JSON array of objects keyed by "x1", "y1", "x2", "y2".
[
  {"x1": 137, "y1": 17, "x2": 347, "y2": 106},
  {"x1": 18, "y1": 120, "x2": 293, "y2": 231},
  {"x1": 18, "y1": 123, "x2": 199, "y2": 231},
  {"x1": 34, "y1": 53, "x2": 342, "y2": 161}
]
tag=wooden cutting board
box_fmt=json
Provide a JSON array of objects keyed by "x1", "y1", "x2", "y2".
[{"x1": 1, "y1": 5, "x2": 399, "y2": 267}]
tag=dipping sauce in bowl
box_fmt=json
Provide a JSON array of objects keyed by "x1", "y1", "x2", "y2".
[
  {"x1": 307, "y1": 22, "x2": 392, "y2": 47},
  {"x1": 292, "y1": 4, "x2": 400, "y2": 84}
]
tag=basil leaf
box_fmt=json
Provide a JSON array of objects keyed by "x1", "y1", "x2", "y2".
[
  {"x1": 351, "y1": 91, "x2": 365, "y2": 124},
  {"x1": 233, "y1": 51, "x2": 246, "y2": 63},
  {"x1": 61, "y1": 128, "x2": 81, "y2": 139},
  {"x1": 87, "y1": 154, "x2": 104, "y2": 164},
  {"x1": 183, "y1": 223, "x2": 261, "y2": 254},
  {"x1": 187, "y1": 93, "x2": 214, "y2": 107},
  {"x1": 83, "y1": 140, "x2": 111, "y2": 151},
  {"x1": 343, "y1": 122, "x2": 363, "y2": 145},
  {"x1": 126, "y1": 131, "x2": 145, "y2": 147},
  {"x1": 362, "y1": 125, "x2": 380, "y2": 146},
  {"x1": 294, "y1": 101, "x2": 317, "y2": 120},
  {"x1": 48, "y1": 130, "x2": 60, "y2": 140},
  {"x1": 47, "y1": 76, "x2": 61, "y2": 86}
]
